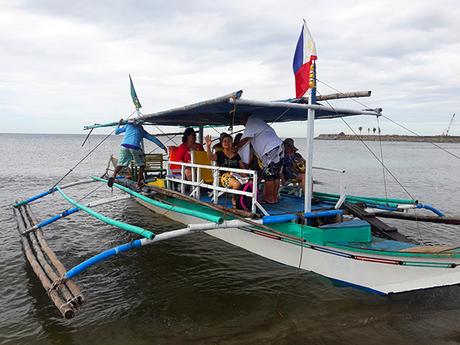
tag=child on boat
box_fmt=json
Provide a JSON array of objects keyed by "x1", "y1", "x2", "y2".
[
  {"x1": 108, "y1": 120, "x2": 166, "y2": 188},
  {"x1": 205, "y1": 134, "x2": 246, "y2": 208},
  {"x1": 176, "y1": 128, "x2": 204, "y2": 181}
]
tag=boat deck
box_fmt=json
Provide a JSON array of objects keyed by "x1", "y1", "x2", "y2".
[{"x1": 199, "y1": 194, "x2": 333, "y2": 216}]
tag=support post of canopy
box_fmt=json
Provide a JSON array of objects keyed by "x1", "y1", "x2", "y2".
[
  {"x1": 198, "y1": 125, "x2": 204, "y2": 145},
  {"x1": 304, "y1": 62, "x2": 316, "y2": 214}
]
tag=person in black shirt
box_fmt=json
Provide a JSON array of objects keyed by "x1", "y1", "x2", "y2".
[{"x1": 205, "y1": 133, "x2": 246, "y2": 207}]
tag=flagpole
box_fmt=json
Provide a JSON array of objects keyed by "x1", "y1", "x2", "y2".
[{"x1": 304, "y1": 61, "x2": 316, "y2": 214}]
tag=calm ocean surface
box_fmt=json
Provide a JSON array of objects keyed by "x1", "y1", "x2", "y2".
[{"x1": 1, "y1": 133, "x2": 460, "y2": 345}]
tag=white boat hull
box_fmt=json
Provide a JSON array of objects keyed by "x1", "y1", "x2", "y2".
[{"x1": 138, "y1": 200, "x2": 460, "y2": 295}]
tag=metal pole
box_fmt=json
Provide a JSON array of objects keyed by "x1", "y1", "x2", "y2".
[
  {"x1": 198, "y1": 125, "x2": 204, "y2": 144},
  {"x1": 304, "y1": 62, "x2": 317, "y2": 214}
]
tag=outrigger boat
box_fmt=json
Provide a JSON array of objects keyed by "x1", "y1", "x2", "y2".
[{"x1": 14, "y1": 25, "x2": 460, "y2": 319}]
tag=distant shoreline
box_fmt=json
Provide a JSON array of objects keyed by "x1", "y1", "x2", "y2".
[{"x1": 316, "y1": 133, "x2": 460, "y2": 143}]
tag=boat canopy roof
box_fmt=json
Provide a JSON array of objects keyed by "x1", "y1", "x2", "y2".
[{"x1": 136, "y1": 90, "x2": 381, "y2": 127}]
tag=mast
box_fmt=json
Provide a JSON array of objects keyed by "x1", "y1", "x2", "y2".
[
  {"x1": 304, "y1": 61, "x2": 316, "y2": 213},
  {"x1": 294, "y1": 20, "x2": 317, "y2": 215}
]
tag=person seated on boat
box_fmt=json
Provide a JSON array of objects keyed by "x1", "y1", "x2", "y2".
[
  {"x1": 176, "y1": 127, "x2": 204, "y2": 180},
  {"x1": 233, "y1": 133, "x2": 243, "y2": 153},
  {"x1": 238, "y1": 114, "x2": 284, "y2": 204},
  {"x1": 281, "y1": 138, "x2": 306, "y2": 192},
  {"x1": 108, "y1": 119, "x2": 167, "y2": 188},
  {"x1": 205, "y1": 134, "x2": 245, "y2": 208},
  {"x1": 212, "y1": 132, "x2": 228, "y2": 152}
]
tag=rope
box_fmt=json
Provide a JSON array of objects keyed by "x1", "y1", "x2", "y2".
[
  {"x1": 316, "y1": 89, "x2": 417, "y2": 200},
  {"x1": 47, "y1": 276, "x2": 66, "y2": 294},
  {"x1": 51, "y1": 110, "x2": 137, "y2": 189},
  {"x1": 340, "y1": 117, "x2": 416, "y2": 200},
  {"x1": 381, "y1": 115, "x2": 460, "y2": 160},
  {"x1": 297, "y1": 212, "x2": 305, "y2": 268},
  {"x1": 317, "y1": 78, "x2": 460, "y2": 160},
  {"x1": 77, "y1": 182, "x2": 106, "y2": 203},
  {"x1": 146, "y1": 117, "x2": 179, "y2": 147},
  {"x1": 314, "y1": 82, "x2": 458, "y2": 243},
  {"x1": 376, "y1": 116, "x2": 389, "y2": 201},
  {"x1": 63, "y1": 294, "x2": 83, "y2": 308},
  {"x1": 148, "y1": 136, "x2": 176, "y2": 154}
]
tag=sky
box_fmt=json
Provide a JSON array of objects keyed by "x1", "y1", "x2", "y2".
[{"x1": 1, "y1": 0, "x2": 459, "y2": 136}]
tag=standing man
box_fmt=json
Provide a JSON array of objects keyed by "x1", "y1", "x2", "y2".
[
  {"x1": 108, "y1": 120, "x2": 167, "y2": 188},
  {"x1": 238, "y1": 114, "x2": 284, "y2": 203}
]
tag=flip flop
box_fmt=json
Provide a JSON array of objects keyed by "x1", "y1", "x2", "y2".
[
  {"x1": 107, "y1": 177, "x2": 115, "y2": 187},
  {"x1": 261, "y1": 199, "x2": 280, "y2": 204}
]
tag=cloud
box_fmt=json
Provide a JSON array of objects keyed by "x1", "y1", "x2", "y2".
[{"x1": 0, "y1": 0, "x2": 459, "y2": 136}]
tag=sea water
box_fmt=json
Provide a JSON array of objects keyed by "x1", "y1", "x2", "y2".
[{"x1": 1, "y1": 133, "x2": 459, "y2": 345}]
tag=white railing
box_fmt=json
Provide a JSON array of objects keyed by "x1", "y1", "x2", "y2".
[
  {"x1": 313, "y1": 166, "x2": 346, "y2": 209},
  {"x1": 165, "y1": 160, "x2": 266, "y2": 215},
  {"x1": 163, "y1": 160, "x2": 346, "y2": 214}
]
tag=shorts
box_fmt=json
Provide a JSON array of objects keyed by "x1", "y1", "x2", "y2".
[
  {"x1": 261, "y1": 145, "x2": 283, "y2": 181},
  {"x1": 262, "y1": 161, "x2": 281, "y2": 181},
  {"x1": 118, "y1": 147, "x2": 145, "y2": 167}
]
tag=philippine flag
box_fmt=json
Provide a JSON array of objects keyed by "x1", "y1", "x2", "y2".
[{"x1": 292, "y1": 22, "x2": 317, "y2": 98}]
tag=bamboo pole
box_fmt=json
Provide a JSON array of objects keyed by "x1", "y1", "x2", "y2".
[
  {"x1": 297, "y1": 91, "x2": 372, "y2": 104},
  {"x1": 316, "y1": 90, "x2": 371, "y2": 101},
  {"x1": 25, "y1": 205, "x2": 85, "y2": 306},
  {"x1": 14, "y1": 207, "x2": 74, "y2": 319}
]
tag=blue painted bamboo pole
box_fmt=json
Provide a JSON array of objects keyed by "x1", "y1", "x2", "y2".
[
  {"x1": 262, "y1": 209, "x2": 343, "y2": 224},
  {"x1": 417, "y1": 204, "x2": 445, "y2": 217},
  {"x1": 14, "y1": 188, "x2": 57, "y2": 208},
  {"x1": 64, "y1": 240, "x2": 143, "y2": 279},
  {"x1": 14, "y1": 178, "x2": 95, "y2": 208},
  {"x1": 35, "y1": 207, "x2": 80, "y2": 229},
  {"x1": 62, "y1": 221, "x2": 245, "y2": 280}
]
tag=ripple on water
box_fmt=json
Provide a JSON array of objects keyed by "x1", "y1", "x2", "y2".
[{"x1": 1, "y1": 135, "x2": 459, "y2": 345}]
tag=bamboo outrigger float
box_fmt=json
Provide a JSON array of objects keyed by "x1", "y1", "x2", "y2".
[{"x1": 13, "y1": 23, "x2": 460, "y2": 318}]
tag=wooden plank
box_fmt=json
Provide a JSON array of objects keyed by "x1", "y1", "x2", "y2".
[
  {"x1": 372, "y1": 211, "x2": 460, "y2": 225},
  {"x1": 342, "y1": 203, "x2": 413, "y2": 243}
]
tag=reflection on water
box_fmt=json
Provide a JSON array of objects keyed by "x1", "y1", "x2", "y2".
[{"x1": 1, "y1": 134, "x2": 459, "y2": 344}]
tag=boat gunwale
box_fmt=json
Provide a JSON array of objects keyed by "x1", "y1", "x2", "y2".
[{"x1": 148, "y1": 193, "x2": 460, "y2": 260}]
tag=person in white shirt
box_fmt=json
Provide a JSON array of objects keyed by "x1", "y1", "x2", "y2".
[{"x1": 238, "y1": 115, "x2": 284, "y2": 203}]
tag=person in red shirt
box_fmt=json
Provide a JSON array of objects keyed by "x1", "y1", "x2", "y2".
[{"x1": 175, "y1": 127, "x2": 204, "y2": 180}]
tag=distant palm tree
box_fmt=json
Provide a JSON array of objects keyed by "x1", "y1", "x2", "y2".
[
  {"x1": 368, "y1": 128, "x2": 370, "y2": 134},
  {"x1": 373, "y1": 127, "x2": 376, "y2": 134},
  {"x1": 378, "y1": 128, "x2": 381, "y2": 135},
  {"x1": 358, "y1": 126, "x2": 363, "y2": 134}
]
